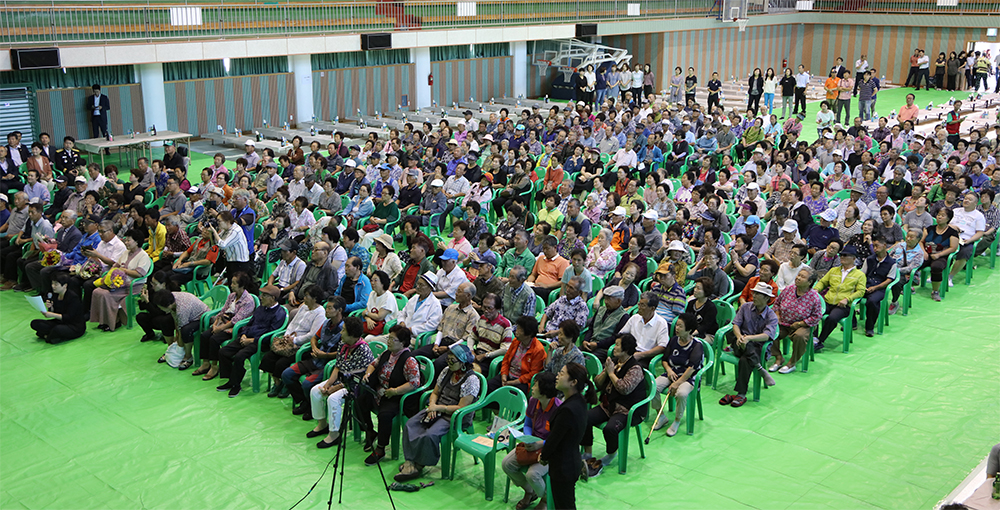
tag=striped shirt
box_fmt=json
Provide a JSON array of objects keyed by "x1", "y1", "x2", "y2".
[{"x1": 218, "y1": 224, "x2": 250, "y2": 263}]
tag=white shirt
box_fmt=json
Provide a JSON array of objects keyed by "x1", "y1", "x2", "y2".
[
  {"x1": 289, "y1": 208, "x2": 316, "y2": 230},
  {"x1": 612, "y1": 149, "x2": 638, "y2": 169},
  {"x1": 950, "y1": 208, "x2": 986, "y2": 242},
  {"x1": 366, "y1": 290, "x2": 399, "y2": 324},
  {"x1": 775, "y1": 261, "x2": 807, "y2": 290},
  {"x1": 218, "y1": 224, "x2": 249, "y2": 262},
  {"x1": 96, "y1": 237, "x2": 127, "y2": 270},
  {"x1": 399, "y1": 292, "x2": 443, "y2": 336},
  {"x1": 286, "y1": 304, "x2": 327, "y2": 345},
  {"x1": 855, "y1": 59, "x2": 869, "y2": 73},
  {"x1": 620, "y1": 313, "x2": 669, "y2": 353},
  {"x1": 272, "y1": 256, "x2": 307, "y2": 288},
  {"x1": 918, "y1": 55, "x2": 930, "y2": 69},
  {"x1": 328, "y1": 244, "x2": 348, "y2": 282},
  {"x1": 435, "y1": 265, "x2": 469, "y2": 307}
]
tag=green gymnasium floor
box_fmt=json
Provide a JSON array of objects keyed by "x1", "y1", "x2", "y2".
[{"x1": 1, "y1": 266, "x2": 998, "y2": 509}]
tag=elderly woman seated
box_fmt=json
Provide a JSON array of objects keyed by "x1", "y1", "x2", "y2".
[
  {"x1": 307, "y1": 316, "x2": 376, "y2": 448},
  {"x1": 356, "y1": 325, "x2": 421, "y2": 465},
  {"x1": 394, "y1": 344, "x2": 481, "y2": 482},
  {"x1": 501, "y1": 371, "x2": 561, "y2": 510}
]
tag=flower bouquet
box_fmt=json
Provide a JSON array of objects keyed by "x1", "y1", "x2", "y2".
[
  {"x1": 95, "y1": 268, "x2": 129, "y2": 289},
  {"x1": 40, "y1": 250, "x2": 62, "y2": 267}
]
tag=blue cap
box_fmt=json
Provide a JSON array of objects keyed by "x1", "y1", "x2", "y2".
[
  {"x1": 840, "y1": 245, "x2": 858, "y2": 256},
  {"x1": 745, "y1": 215, "x2": 761, "y2": 226},
  {"x1": 440, "y1": 248, "x2": 460, "y2": 261}
]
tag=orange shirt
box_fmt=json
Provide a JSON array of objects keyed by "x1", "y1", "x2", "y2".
[
  {"x1": 898, "y1": 104, "x2": 919, "y2": 123},
  {"x1": 530, "y1": 253, "x2": 569, "y2": 286},
  {"x1": 824, "y1": 77, "x2": 840, "y2": 101}
]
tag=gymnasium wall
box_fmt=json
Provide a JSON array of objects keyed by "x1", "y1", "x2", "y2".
[
  {"x1": 801, "y1": 25, "x2": 989, "y2": 85},
  {"x1": 313, "y1": 63, "x2": 416, "y2": 120},
  {"x1": 162, "y1": 73, "x2": 295, "y2": 136},
  {"x1": 429, "y1": 56, "x2": 514, "y2": 107},
  {"x1": 36, "y1": 84, "x2": 145, "y2": 142}
]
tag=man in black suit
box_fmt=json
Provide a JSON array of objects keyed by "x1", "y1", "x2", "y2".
[
  {"x1": 5, "y1": 131, "x2": 29, "y2": 167},
  {"x1": 37, "y1": 132, "x2": 55, "y2": 161},
  {"x1": 87, "y1": 84, "x2": 111, "y2": 139}
]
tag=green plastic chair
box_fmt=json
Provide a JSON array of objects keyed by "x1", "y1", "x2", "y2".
[
  {"x1": 199, "y1": 284, "x2": 231, "y2": 309},
  {"x1": 649, "y1": 338, "x2": 714, "y2": 436},
  {"x1": 917, "y1": 251, "x2": 956, "y2": 300},
  {"x1": 389, "y1": 356, "x2": 435, "y2": 460},
  {"x1": 963, "y1": 239, "x2": 980, "y2": 285},
  {"x1": 858, "y1": 272, "x2": 898, "y2": 336},
  {"x1": 833, "y1": 297, "x2": 862, "y2": 353},
  {"x1": 711, "y1": 324, "x2": 772, "y2": 402},
  {"x1": 534, "y1": 295, "x2": 545, "y2": 320},
  {"x1": 349, "y1": 340, "x2": 388, "y2": 443},
  {"x1": 449, "y1": 386, "x2": 528, "y2": 500},
  {"x1": 597, "y1": 368, "x2": 655, "y2": 474}
]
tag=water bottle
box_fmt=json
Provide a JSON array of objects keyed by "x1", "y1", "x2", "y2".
[
  {"x1": 479, "y1": 104, "x2": 484, "y2": 113},
  {"x1": 107, "y1": 131, "x2": 113, "y2": 142},
  {"x1": 334, "y1": 115, "x2": 340, "y2": 124},
  {"x1": 470, "y1": 96, "x2": 474, "y2": 102},
  {"x1": 490, "y1": 97, "x2": 495, "y2": 105},
  {"x1": 432, "y1": 100, "x2": 438, "y2": 107},
  {"x1": 217, "y1": 124, "x2": 224, "y2": 133},
  {"x1": 397, "y1": 104, "x2": 402, "y2": 111},
  {"x1": 151, "y1": 125, "x2": 157, "y2": 136},
  {"x1": 263, "y1": 119, "x2": 269, "y2": 128},
  {"x1": 255, "y1": 131, "x2": 262, "y2": 143},
  {"x1": 283, "y1": 122, "x2": 289, "y2": 131},
  {"x1": 310, "y1": 126, "x2": 316, "y2": 136},
  {"x1": 281, "y1": 136, "x2": 287, "y2": 146},
  {"x1": 926, "y1": 102, "x2": 932, "y2": 111},
  {"x1": 545, "y1": 95, "x2": 549, "y2": 103}
]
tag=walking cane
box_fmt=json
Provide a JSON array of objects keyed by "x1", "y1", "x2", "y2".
[{"x1": 644, "y1": 394, "x2": 668, "y2": 444}]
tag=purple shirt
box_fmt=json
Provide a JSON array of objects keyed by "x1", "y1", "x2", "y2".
[{"x1": 526, "y1": 397, "x2": 562, "y2": 440}]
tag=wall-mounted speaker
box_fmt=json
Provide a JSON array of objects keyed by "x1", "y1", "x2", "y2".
[
  {"x1": 575, "y1": 24, "x2": 598, "y2": 38},
  {"x1": 361, "y1": 33, "x2": 392, "y2": 51},
  {"x1": 10, "y1": 48, "x2": 61, "y2": 70}
]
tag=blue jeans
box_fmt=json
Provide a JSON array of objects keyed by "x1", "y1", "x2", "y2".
[
  {"x1": 595, "y1": 88, "x2": 608, "y2": 105},
  {"x1": 763, "y1": 93, "x2": 775, "y2": 114},
  {"x1": 859, "y1": 99, "x2": 873, "y2": 121}
]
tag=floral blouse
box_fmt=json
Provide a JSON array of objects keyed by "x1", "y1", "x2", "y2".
[
  {"x1": 375, "y1": 348, "x2": 421, "y2": 404},
  {"x1": 587, "y1": 244, "x2": 618, "y2": 277}
]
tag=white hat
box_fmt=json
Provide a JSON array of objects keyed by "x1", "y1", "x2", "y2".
[
  {"x1": 186, "y1": 186, "x2": 201, "y2": 194},
  {"x1": 0, "y1": 194, "x2": 7, "y2": 203},
  {"x1": 747, "y1": 182, "x2": 760, "y2": 190},
  {"x1": 75, "y1": 176, "x2": 87, "y2": 184},
  {"x1": 577, "y1": 101, "x2": 586, "y2": 106},
  {"x1": 612, "y1": 206, "x2": 627, "y2": 216},
  {"x1": 484, "y1": 134, "x2": 494, "y2": 142},
  {"x1": 824, "y1": 132, "x2": 835, "y2": 139},
  {"x1": 210, "y1": 188, "x2": 225, "y2": 196},
  {"x1": 753, "y1": 147, "x2": 765, "y2": 154},
  {"x1": 469, "y1": 141, "x2": 480, "y2": 152},
  {"x1": 419, "y1": 271, "x2": 438, "y2": 289},
  {"x1": 430, "y1": 179, "x2": 444, "y2": 187},
  {"x1": 667, "y1": 240, "x2": 686, "y2": 252},
  {"x1": 245, "y1": 139, "x2": 255, "y2": 146},
  {"x1": 682, "y1": 120, "x2": 691, "y2": 126},
  {"x1": 642, "y1": 210, "x2": 659, "y2": 220},
  {"x1": 820, "y1": 208, "x2": 838, "y2": 222},
  {"x1": 345, "y1": 160, "x2": 357, "y2": 168},
  {"x1": 446, "y1": 139, "x2": 458, "y2": 145},
  {"x1": 751, "y1": 281, "x2": 774, "y2": 297},
  {"x1": 781, "y1": 219, "x2": 798, "y2": 233},
  {"x1": 832, "y1": 149, "x2": 843, "y2": 156}
]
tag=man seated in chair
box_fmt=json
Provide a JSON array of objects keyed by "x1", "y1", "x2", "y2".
[
  {"x1": 583, "y1": 333, "x2": 647, "y2": 478},
  {"x1": 718, "y1": 282, "x2": 779, "y2": 409},
  {"x1": 581, "y1": 285, "x2": 631, "y2": 362},
  {"x1": 812, "y1": 246, "x2": 866, "y2": 352},
  {"x1": 859, "y1": 236, "x2": 898, "y2": 338}
]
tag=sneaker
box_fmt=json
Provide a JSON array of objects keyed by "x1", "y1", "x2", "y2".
[
  {"x1": 767, "y1": 362, "x2": 782, "y2": 372},
  {"x1": 228, "y1": 386, "x2": 241, "y2": 398},
  {"x1": 585, "y1": 458, "x2": 604, "y2": 478},
  {"x1": 865, "y1": 329, "x2": 874, "y2": 337},
  {"x1": 932, "y1": 291, "x2": 941, "y2": 302},
  {"x1": 778, "y1": 365, "x2": 796, "y2": 374},
  {"x1": 216, "y1": 382, "x2": 232, "y2": 391},
  {"x1": 653, "y1": 413, "x2": 670, "y2": 431},
  {"x1": 364, "y1": 450, "x2": 386, "y2": 466},
  {"x1": 814, "y1": 342, "x2": 825, "y2": 352},
  {"x1": 665, "y1": 420, "x2": 681, "y2": 437},
  {"x1": 888, "y1": 302, "x2": 899, "y2": 315},
  {"x1": 948, "y1": 277, "x2": 954, "y2": 288}
]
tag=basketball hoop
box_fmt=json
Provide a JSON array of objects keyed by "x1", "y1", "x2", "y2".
[{"x1": 737, "y1": 18, "x2": 748, "y2": 31}]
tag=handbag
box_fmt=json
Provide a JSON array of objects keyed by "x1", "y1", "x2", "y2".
[
  {"x1": 362, "y1": 222, "x2": 380, "y2": 233},
  {"x1": 270, "y1": 334, "x2": 298, "y2": 357},
  {"x1": 362, "y1": 318, "x2": 386, "y2": 336},
  {"x1": 514, "y1": 442, "x2": 542, "y2": 466}
]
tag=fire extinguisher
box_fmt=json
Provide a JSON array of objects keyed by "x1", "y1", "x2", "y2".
[
  {"x1": 782, "y1": 58, "x2": 787, "y2": 69},
  {"x1": 428, "y1": 73, "x2": 434, "y2": 86}
]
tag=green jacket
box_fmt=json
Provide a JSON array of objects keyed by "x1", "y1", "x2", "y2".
[
  {"x1": 495, "y1": 247, "x2": 536, "y2": 277},
  {"x1": 813, "y1": 266, "x2": 866, "y2": 305}
]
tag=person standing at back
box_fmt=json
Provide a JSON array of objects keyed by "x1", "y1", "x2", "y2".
[
  {"x1": 87, "y1": 84, "x2": 111, "y2": 139},
  {"x1": 853, "y1": 54, "x2": 868, "y2": 96}
]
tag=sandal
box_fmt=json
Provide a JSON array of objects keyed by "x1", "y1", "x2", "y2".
[
  {"x1": 516, "y1": 493, "x2": 539, "y2": 510},
  {"x1": 191, "y1": 366, "x2": 210, "y2": 376},
  {"x1": 730, "y1": 395, "x2": 748, "y2": 407},
  {"x1": 202, "y1": 370, "x2": 218, "y2": 381},
  {"x1": 393, "y1": 469, "x2": 421, "y2": 482},
  {"x1": 178, "y1": 359, "x2": 193, "y2": 370},
  {"x1": 718, "y1": 394, "x2": 734, "y2": 405}
]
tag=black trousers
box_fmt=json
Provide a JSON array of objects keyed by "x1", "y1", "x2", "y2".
[
  {"x1": 793, "y1": 87, "x2": 807, "y2": 114},
  {"x1": 549, "y1": 476, "x2": 577, "y2": 510},
  {"x1": 355, "y1": 391, "x2": 400, "y2": 448},
  {"x1": 260, "y1": 350, "x2": 296, "y2": 381},
  {"x1": 31, "y1": 319, "x2": 85, "y2": 344},
  {"x1": 863, "y1": 289, "x2": 886, "y2": 331},
  {"x1": 219, "y1": 338, "x2": 258, "y2": 386},
  {"x1": 91, "y1": 115, "x2": 109, "y2": 138},
  {"x1": 725, "y1": 329, "x2": 763, "y2": 396},
  {"x1": 707, "y1": 93, "x2": 720, "y2": 114},
  {"x1": 818, "y1": 304, "x2": 853, "y2": 343},
  {"x1": 904, "y1": 66, "x2": 918, "y2": 87},
  {"x1": 1, "y1": 244, "x2": 25, "y2": 281},
  {"x1": 581, "y1": 406, "x2": 639, "y2": 455},
  {"x1": 853, "y1": 72, "x2": 865, "y2": 95},
  {"x1": 913, "y1": 68, "x2": 929, "y2": 89},
  {"x1": 200, "y1": 328, "x2": 232, "y2": 361},
  {"x1": 136, "y1": 311, "x2": 175, "y2": 338},
  {"x1": 747, "y1": 93, "x2": 762, "y2": 116}
]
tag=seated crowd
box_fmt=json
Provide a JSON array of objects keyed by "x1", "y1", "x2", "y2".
[{"x1": 1, "y1": 87, "x2": 998, "y2": 509}]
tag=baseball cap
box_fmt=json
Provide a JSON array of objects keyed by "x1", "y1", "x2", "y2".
[
  {"x1": 747, "y1": 182, "x2": 760, "y2": 190},
  {"x1": 446, "y1": 139, "x2": 458, "y2": 145},
  {"x1": 603, "y1": 285, "x2": 625, "y2": 299},
  {"x1": 464, "y1": 110, "x2": 473, "y2": 116},
  {"x1": 186, "y1": 186, "x2": 201, "y2": 194},
  {"x1": 279, "y1": 239, "x2": 299, "y2": 251},
  {"x1": 612, "y1": 206, "x2": 626, "y2": 216},
  {"x1": 75, "y1": 176, "x2": 87, "y2": 184},
  {"x1": 820, "y1": 208, "x2": 838, "y2": 222},
  {"x1": 430, "y1": 179, "x2": 444, "y2": 187},
  {"x1": 781, "y1": 219, "x2": 798, "y2": 233},
  {"x1": 349, "y1": 145, "x2": 361, "y2": 151},
  {"x1": 642, "y1": 210, "x2": 659, "y2": 220},
  {"x1": 439, "y1": 248, "x2": 459, "y2": 261},
  {"x1": 745, "y1": 215, "x2": 761, "y2": 226},
  {"x1": 245, "y1": 139, "x2": 255, "y2": 146},
  {"x1": 832, "y1": 149, "x2": 843, "y2": 156},
  {"x1": 345, "y1": 160, "x2": 357, "y2": 168},
  {"x1": 667, "y1": 240, "x2": 686, "y2": 252},
  {"x1": 54, "y1": 176, "x2": 67, "y2": 184},
  {"x1": 840, "y1": 245, "x2": 858, "y2": 257}
]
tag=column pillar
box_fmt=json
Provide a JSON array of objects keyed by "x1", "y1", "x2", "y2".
[
  {"x1": 413, "y1": 47, "x2": 431, "y2": 109},
  {"x1": 290, "y1": 54, "x2": 314, "y2": 127},
  {"x1": 513, "y1": 41, "x2": 527, "y2": 98},
  {"x1": 137, "y1": 63, "x2": 167, "y2": 137}
]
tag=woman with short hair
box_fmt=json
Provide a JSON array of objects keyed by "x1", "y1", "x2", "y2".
[
  {"x1": 502, "y1": 372, "x2": 561, "y2": 510},
  {"x1": 356, "y1": 325, "x2": 421, "y2": 465}
]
